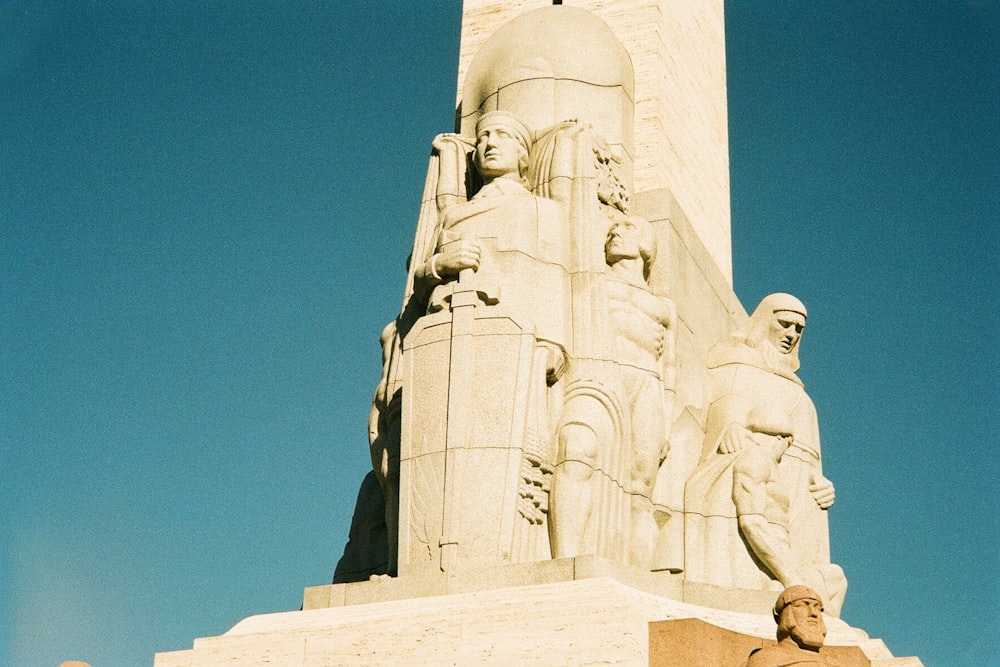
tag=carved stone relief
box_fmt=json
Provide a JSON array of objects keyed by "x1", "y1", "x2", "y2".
[
  {"x1": 746, "y1": 586, "x2": 833, "y2": 666},
  {"x1": 341, "y1": 5, "x2": 847, "y2": 618},
  {"x1": 684, "y1": 295, "x2": 846, "y2": 616}
]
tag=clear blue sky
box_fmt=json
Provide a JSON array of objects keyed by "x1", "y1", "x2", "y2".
[{"x1": 2, "y1": 2, "x2": 996, "y2": 665}]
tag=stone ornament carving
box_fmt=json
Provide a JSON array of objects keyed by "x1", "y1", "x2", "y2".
[
  {"x1": 353, "y1": 6, "x2": 847, "y2": 617},
  {"x1": 746, "y1": 586, "x2": 832, "y2": 666},
  {"x1": 549, "y1": 210, "x2": 677, "y2": 569},
  {"x1": 684, "y1": 294, "x2": 846, "y2": 616},
  {"x1": 399, "y1": 110, "x2": 575, "y2": 571},
  {"x1": 363, "y1": 5, "x2": 680, "y2": 579}
]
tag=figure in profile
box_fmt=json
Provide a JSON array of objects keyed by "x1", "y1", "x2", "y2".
[
  {"x1": 746, "y1": 586, "x2": 831, "y2": 667},
  {"x1": 684, "y1": 294, "x2": 846, "y2": 616}
]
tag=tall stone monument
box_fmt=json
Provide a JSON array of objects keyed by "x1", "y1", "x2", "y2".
[{"x1": 155, "y1": 3, "x2": 923, "y2": 665}]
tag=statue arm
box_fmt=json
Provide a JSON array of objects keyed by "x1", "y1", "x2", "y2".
[
  {"x1": 660, "y1": 297, "x2": 677, "y2": 390},
  {"x1": 533, "y1": 119, "x2": 588, "y2": 205},
  {"x1": 733, "y1": 448, "x2": 801, "y2": 586},
  {"x1": 431, "y1": 133, "x2": 475, "y2": 211},
  {"x1": 369, "y1": 321, "x2": 400, "y2": 485},
  {"x1": 809, "y1": 472, "x2": 835, "y2": 509},
  {"x1": 410, "y1": 133, "x2": 480, "y2": 304},
  {"x1": 412, "y1": 235, "x2": 482, "y2": 297},
  {"x1": 703, "y1": 392, "x2": 755, "y2": 459},
  {"x1": 790, "y1": 396, "x2": 835, "y2": 509},
  {"x1": 659, "y1": 298, "x2": 677, "y2": 463},
  {"x1": 411, "y1": 234, "x2": 442, "y2": 305}
]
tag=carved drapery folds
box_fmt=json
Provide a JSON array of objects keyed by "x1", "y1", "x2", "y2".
[{"x1": 354, "y1": 5, "x2": 846, "y2": 617}]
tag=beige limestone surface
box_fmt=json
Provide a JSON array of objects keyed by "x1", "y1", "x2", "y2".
[
  {"x1": 153, "y1": 3, "x2": 929, "y2": 664},
  {"x1": 457, "y1": 0, "x2": 732, "y2": 283},
  {"x1": 361, "y1": 4, "x2": 751, "y2": 590},
  {"x1": 360, "y1": 2, "x2": 840, "y2": 613},
  {"x1": 154, "y1": 575, "x2": 922, "y2": 667},
  {"x1": 379, "y1": 8, "x2": 716, "y2": 580}
]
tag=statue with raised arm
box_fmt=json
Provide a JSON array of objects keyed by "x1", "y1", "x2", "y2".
[
  {"x1": 746, "y1": 586, "x2": 832, "y2": 667},
  {"x1": 365, "y1": 6, "x2": 658, "y2": 577},
  {"x1": 684, "y1": 294, "x2": 846, "y2": 616},
  {"x1": 387, "y1": 111, "x2": 594, "y2": 573}
]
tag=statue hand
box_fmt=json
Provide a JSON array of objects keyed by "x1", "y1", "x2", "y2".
[
  {"x1": 432, "y1": 132, "x2": 468, "y2": 152},
  {"x1": 539, "y1": 341, "x2": 568, "y2": 385},
  {"x1": 718, "y1": 423, "x2": 754, "y2": 454},
  {"x1": 809, "y1": 473, "x2": 836, "y2": 509},
  {"x1": 434, "y1": 238, "x2": 482, "y2": 277}
]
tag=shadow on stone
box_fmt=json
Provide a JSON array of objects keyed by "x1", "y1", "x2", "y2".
[{"x1": 332, "y1": 471, "x2": 388, "y2": 583}]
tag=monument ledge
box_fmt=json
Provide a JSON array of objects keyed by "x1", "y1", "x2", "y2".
[{"x1": 154, "y1": 568, "x2": 920, "y2": 666}]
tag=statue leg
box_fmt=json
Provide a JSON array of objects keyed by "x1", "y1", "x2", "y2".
[
  {"x1": 385, "y1": 459, "x2": 399, "y2": 576},
  {"x1": 815, "y1": 563, "x2": 847, "y2": 618},
  {"x1": 627, "y1": 374, "x2": 666, "y2": 569},
  {"x1": 549, "y1": 416, "x2": 599, "y2": 559}
]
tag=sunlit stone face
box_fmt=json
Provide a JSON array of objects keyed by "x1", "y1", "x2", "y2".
[
  {"x1": 605, "y1": 217, "x2": 641, "y2": 264},
  {"x1": 767, "y1": 310, "x2": 805, "y2": 354},
  {"x1": 781, "y1": 597, "x2": 827, "y2": 649},
  {"x1": 475, "y1": 124, "x2": 524, "y2": 180}
]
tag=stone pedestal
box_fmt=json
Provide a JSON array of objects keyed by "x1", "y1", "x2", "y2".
[{"x1": 154, "y1": 561, "x2": 922, "y2": 666}]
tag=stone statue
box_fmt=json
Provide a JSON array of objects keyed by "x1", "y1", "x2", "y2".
[
  {"x1": 745, "y1": 586, "x2": 831, "y2": 667},
  {"x1": 359, "y1": 3, "x2": 654, "y2": 578},
  {"x1": 684, "y1": 294, "x2": 846, "y2": 616},
  {"x1": 389, "y1": 111, "x2": 589, "y2": 573},
  {"x1": 549, "y1": 210, "x2": 676, "y2": 569}
]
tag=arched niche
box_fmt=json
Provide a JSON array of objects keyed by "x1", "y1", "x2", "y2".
[{"x1": 459, "y1": 5, "x2": 635, "y2": 192}]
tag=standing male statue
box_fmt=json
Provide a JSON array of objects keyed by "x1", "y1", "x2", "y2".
[
  {"x1": 746, "y1": 586, "x2": 832, "y2": 667},
  {"x1": 684, "y1": 294, "x2": 846, "y2": 615},
  {"x1": 605, "y1": 213, "x2": 676, "y2": 567},
  {"x1": 549, "y1": 211, "x2": 676, "y2": 569}
]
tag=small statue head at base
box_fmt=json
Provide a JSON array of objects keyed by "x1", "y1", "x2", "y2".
[{"x1": 773, "y1": 585, "x2": 827, "y2": 650}]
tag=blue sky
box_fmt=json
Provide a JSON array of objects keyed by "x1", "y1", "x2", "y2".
[{"x1": 2, "y1": 2, "x2": 997, "y2": 665}]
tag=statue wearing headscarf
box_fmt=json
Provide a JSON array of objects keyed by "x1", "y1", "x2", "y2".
[{"x1": 684, "y1": 294, "x2": 846, "y2": 616}]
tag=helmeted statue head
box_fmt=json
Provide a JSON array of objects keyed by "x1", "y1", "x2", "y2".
[
  {"x1": 773, "y1": 585, "x2": 827, "y2": 650},
  {"x1": 737, "y1": 293, "x2": 807, "y2": 376},
  {"x1": 474, "y1": 111, "x2": 532, "y2": 181}
]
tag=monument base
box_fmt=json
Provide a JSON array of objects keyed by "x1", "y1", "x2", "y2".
[{"x1": 154, "y1": 558, "x2": 922, "y2": 666}]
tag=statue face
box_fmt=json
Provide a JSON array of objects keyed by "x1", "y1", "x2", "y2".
[
  {"x1": 475, "y1": 124, "x2": 524, "y2": 180},
  {"x1": 605, "y1": 217, "x2": 641, "y2": 264},
  {"x1": 767, "y1": 310, "x2": 805, "y2": 354},
  {"x1": 780, "y1": 597, "x2": 827, "y2": 649}
]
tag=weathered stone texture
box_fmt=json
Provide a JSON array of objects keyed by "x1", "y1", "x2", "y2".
[{"x1": 458, "y1": 0, "x2": 732, "y2": 283}]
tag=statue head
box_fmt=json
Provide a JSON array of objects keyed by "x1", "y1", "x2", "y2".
[
  {"x1": 605, "y1": 213, "x2": 656, "y2": 280},
  {"x1": 740, "y1": 293, "x2": 807, "y2": 375},
  {"x1": 773, "y1": 585, "x2": 827, "y2": 651},
  {"x1": 474, "y1": 111, "x2": 532, "y2": 182}
]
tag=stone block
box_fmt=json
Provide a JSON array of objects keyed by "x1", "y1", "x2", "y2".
[{"x1": 156, "y1": 576, "x2": 921, "y2": 666}]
